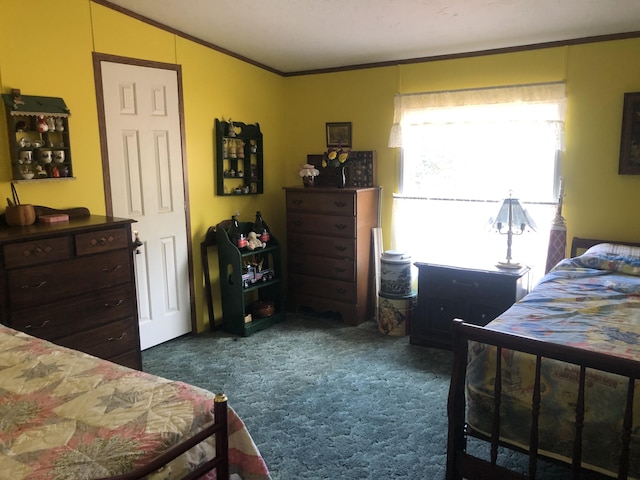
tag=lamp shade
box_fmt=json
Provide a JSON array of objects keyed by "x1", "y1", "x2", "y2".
[
  {"x1": 490, "y1": 194, "x2": 536, "y2": 268},
  {"x1": 491, "y1": 197, "x2": 537, "y2": 233}
]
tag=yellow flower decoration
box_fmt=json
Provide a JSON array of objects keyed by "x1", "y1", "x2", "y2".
[
  {"x1": 328, "y1": 151, "x2": 337, "y2": 161},
  {"x1": 338, "y1": 153, "x2": 349, "y2": 164}
]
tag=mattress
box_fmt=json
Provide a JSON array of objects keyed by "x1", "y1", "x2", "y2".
[
  {"x1": 466, "y1": 251, "x2": 640, "y2": 477},
  {"x1": 0, "y1": 324, "x2": 271, "y2": 480}
]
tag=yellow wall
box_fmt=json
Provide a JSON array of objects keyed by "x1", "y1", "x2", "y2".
[{"x1": 2, "y1": 0, "x2": 640, "y2": 332}]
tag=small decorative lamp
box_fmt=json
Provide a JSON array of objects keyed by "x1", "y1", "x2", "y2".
[
  {"x1": 299, "y1": 163, "x2": 319, "y2": 188},
  {"x1": 490, "y1": 192, "x2": 536, "y2": 269}
]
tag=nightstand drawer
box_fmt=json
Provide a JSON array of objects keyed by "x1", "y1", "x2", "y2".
[{"x1": 468, "y1": 303, "x2": 507, "y2": 326}]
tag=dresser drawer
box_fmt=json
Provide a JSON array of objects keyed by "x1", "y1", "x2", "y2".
[
  {"x1": 424, "y1": 266, "x2": 509, "y2": 302},
  {"x1": 287, "y1": 212, "x2": 356, "y2": 238},
  {"x1": 287, "y1": 233, "x2": 355, "y2": 259},
  {"x1": 288, "y1": 253, "x2": 355, "y2": 281},
  {"x1": 3, "y1": 236, "x2": 71, "y2": 269},
  {"x1": 75, "y1": 227, "x2": 130, "y2": 255},
  {"x1": 288, "y1": 273, "x2": 356, "y2": 302},
  {"x1": 286, "y1": 191, "x2": 355, "y2": 216},
  {"x1": 11, "y1": 284, "x2": 136, "y2": 341},
  {"x1": 7, "y1": 249, "x2": 132, "y2": 308},
  {"x1": 55, "y1": 317, "x2": 139, "y2": 361}
]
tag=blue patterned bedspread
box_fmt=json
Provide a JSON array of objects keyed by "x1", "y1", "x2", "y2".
[{"x1": 466, "y1": 252, "x2": 640, "y2": 477}]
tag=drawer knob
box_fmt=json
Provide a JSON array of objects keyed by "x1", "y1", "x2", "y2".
[
  {"x1": 104, "y1": 299, "x2": 125, "y2": 308},
  {"x1": 292, "y1": 220, "x2": 303, "y2": 227},
  {"x1": 334, "y1": 201, "x2": 346, "y2": 208},
  {"x1": 108, "y1": 332, "x2": 127, "y2": 342},
  {"x1": 21, "y1": 281, "x2": 47, "y2": 289},
  {"x1": 91, "y1": 235, "x2": 114, "y2": 247},
  {"x1": 292, "y1": 199, "x2": 303, "y2": 205},
  {"x1": 24, "y1": 319, "x2": 50, "y2": 330},
  {"x1": 334, "y1": 245, "x2": 346, "y2": 252},
  {"x1": 335, "y1": 267, "x2": 346, "y2": 273},
  {"x1": 451, "y1": 279, "x2": 479, "y2": 288},
  {"x1": 334, "y1": 224, "x2": 347, "y2": 230},
  {"x1": 335, "y1": 287, "x2": 347, "y2": 295},
  {"x1": 101, "y1": 264, "x2": 123, "y2": 273}
]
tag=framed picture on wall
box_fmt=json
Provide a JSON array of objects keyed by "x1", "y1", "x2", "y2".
[
  {"x1": 326, "y1": 122, "x2": 352, "y2": 148},
  {"x1": 618, "y1": 92, "x2": 640, "y2": 174}
]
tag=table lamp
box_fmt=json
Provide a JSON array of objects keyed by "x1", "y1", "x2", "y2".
[{"x1": 490, "y1": 192, "x2": 536, "y2": 269}]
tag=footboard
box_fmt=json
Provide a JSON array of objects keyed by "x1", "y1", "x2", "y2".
[
  {"x1": 97, "y1": 393, "x2": 229, "y2": 480},
  {"x1": 447, "y1": 319, "x2": 638, "y2": 480}
]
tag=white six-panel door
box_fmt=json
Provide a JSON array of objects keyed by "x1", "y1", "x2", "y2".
[{"x1": 100, "y1": 61, "x2": 191, "y2": 349}]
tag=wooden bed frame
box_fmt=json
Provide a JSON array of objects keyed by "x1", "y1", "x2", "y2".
[
  {"x1": 97, "y1": 393, "x2": 229, "y2": 480},
  {"x1": 446, "y1": 237, "x2": 640, "y2": 480}
]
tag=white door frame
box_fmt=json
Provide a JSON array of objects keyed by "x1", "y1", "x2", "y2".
[{"x1": 92, "y1": 52, "x2": 197, "y2": 336}]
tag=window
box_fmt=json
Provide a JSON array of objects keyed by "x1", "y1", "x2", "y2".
[{"x1": 389, "y1": 83, "x2": 566, "y2": 281}]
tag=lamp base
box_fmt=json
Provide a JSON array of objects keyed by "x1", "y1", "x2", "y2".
[{"x1": 496, "y1": 261, "x2": 522, "y2": 270}]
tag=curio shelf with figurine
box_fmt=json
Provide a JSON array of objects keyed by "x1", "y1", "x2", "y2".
[
  {"x1": 2, "y1": 90, "x2": 74, "y2": 182},
  {"x1": 214, "y1": 119, "x2": 263, "y2": 196}
]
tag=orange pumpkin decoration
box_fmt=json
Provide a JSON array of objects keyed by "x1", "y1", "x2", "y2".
[{"x1": 5, "y1": 205, "x2": 36, "y2": 226}]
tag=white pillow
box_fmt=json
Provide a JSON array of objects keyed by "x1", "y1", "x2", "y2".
[{"x1": 584, "y1": 242, "x2": 640, "y2": 258}]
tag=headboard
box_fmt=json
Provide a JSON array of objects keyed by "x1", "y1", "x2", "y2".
[{"x1": 570, "y1": 237, "x2": 640, "y2": 257}]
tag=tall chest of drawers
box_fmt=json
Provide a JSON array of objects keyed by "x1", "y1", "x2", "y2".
[
  {"x1": 284, "y1": 186, "x2": 380, "y2": 325},
  {"x1": 0, "y1": 216, "x2": 142, "y2": 370}
]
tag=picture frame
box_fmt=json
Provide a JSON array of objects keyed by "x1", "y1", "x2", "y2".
[
  {"x1": 326, "y1": 122, "x2": 352, "y2": 148},
  {"x1": 618, "y1": 92, "x2": 640, "y2": 174}
]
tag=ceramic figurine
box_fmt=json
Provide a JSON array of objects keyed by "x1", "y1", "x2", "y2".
[{"x1": 37, "y1": 115, "x2": 48, "y2": 133}]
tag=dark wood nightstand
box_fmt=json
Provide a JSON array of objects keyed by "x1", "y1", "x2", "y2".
[{"x1": 411, "y1": 262, "x2": 530, "y2": 349}]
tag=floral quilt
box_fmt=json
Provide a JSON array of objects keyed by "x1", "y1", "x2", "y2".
[
  {"x1": 0, "y1": 325, "x2": 271, "y2": 480},
  {"x1": 466, "y1": 252, "x2": 640, "y2": 477}
]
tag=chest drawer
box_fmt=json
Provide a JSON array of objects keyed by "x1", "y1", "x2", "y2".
[
  {"x1": 287, "y1": 212, "x2": 356, "y2": 238},
  {"x1": 287, "y1": 233, "x2": 355, "y2": 259},
  {"x1": 54, "y1": 317, "x2": 139, "y2": 361},
  {"x1": 3, "y1": 236, "x2": 71, "y2": 269},
  {"x1": 288, "y1": 272, "x2": 356, "y2": 302},
  {"x1": 288, "y1": 253, "x2": 355, "y2": 281},
  {"x1": 286, "y1": 191, "x2": 355, "y2": 215},
  {"x1": 11, "y1": 284, "x2": 136, "y2": 341},
  {"x1": 75, "y1": 227, "x2": 130, "y2": 255},
  {"x1": 424, "y1": 266, "x2": 512, "y2": 302},
  {"x1": 7, "y1": 249, "x2": 132, "y2": 308}
]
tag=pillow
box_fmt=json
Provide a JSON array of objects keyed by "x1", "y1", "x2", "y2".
[{"x1": 584, "y1": 242, "x2": 640, "y2": 258}]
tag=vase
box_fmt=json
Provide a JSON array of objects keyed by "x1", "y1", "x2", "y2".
[
  {"x1": 337, "y1": 165, "x2": 346, "y2": 188},
  {"x1": 302, "y1": 175, "x2": 315, "y2": 188}
]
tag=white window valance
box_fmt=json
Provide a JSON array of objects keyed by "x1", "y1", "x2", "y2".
[{"x1": 388, "y1": 82, "x2": 567, "y2": 149}]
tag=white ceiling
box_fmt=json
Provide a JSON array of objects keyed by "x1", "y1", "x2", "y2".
[{"x1": 103, "y1": 0, "x2": 640, "y2": 74}]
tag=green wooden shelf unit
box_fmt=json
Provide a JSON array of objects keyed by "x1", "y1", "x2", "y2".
[
  {"x1": 215, "y1": 221, "x2": 285, "y2": 336},
  {"x1": 215, "y1": 119, "x2": 263, "y2": 196}
]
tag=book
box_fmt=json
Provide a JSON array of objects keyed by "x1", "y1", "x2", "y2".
[{"x1": 38, "y1": 213, "x2": 69, "y2": 224}]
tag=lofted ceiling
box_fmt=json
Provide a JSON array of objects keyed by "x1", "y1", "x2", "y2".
[{"x1": 101, "y1": 0, "x2": 640, "y2": 75}]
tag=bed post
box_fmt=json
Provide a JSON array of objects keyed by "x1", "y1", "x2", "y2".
[
  {"x1": 214, "y1": 393, "x2": 230, "y2": 480},
  {"x1": 446, "y1": 319, "x2": 468, "y2": 480}
]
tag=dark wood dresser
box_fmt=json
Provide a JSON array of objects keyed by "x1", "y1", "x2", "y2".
[
  {"x1": 284, "y1": 186, "x2": 380, "y2": 325},
  {"x1": 0, "y1": 215, "x2": 141, "y2": 369},
  {"x1": 412, "y1": 261, "x2": 530, "y2": 349}
]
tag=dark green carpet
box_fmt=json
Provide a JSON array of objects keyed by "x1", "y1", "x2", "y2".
[
  {"x1": 142, "y1": 313, "x2": 452, "y2": 479},
  {"x1": 141, "y1": 313, "x2": 577, "y2": 479}
]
